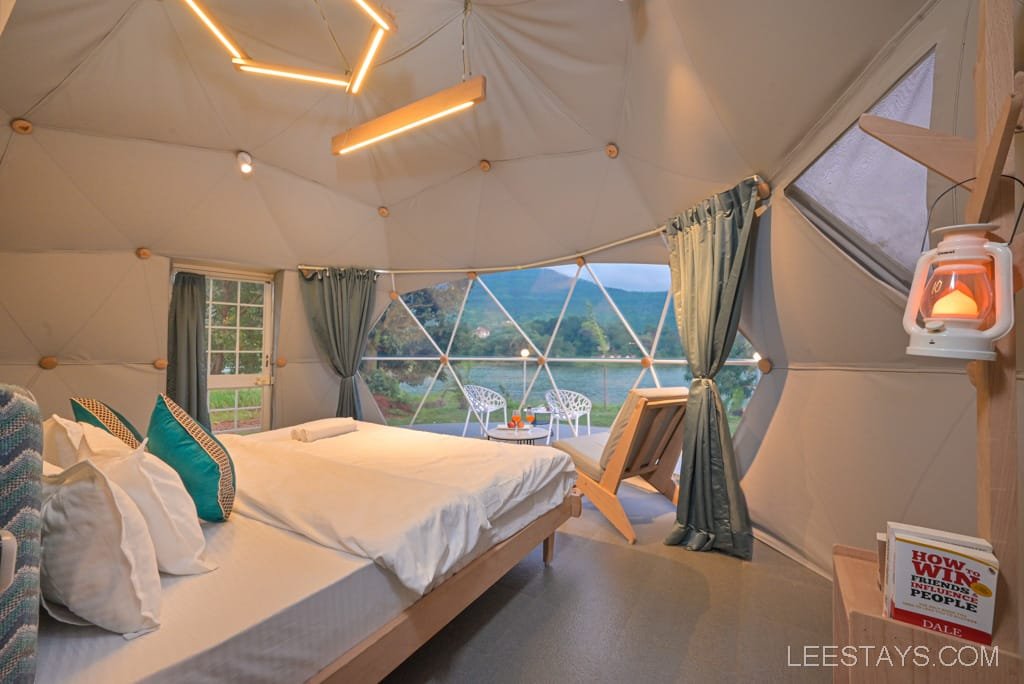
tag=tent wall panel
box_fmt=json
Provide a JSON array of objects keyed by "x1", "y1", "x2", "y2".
[
  {"x1": 0, "y1": 251, "x2": 169, "y2": 429},
  {"x1": 741, "y1": 369, "x2": 977, "y2": 576},
  {"x1": 737, "y1": 0, "x2": 1019, "y2": 576},
  {"x1": 667, "y1": 0, "x2": 932, "y2": 177}
]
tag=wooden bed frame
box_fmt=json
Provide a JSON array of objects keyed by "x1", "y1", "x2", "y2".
[{"x1": 310, "y1": 490, "x2": 582, "y2": 683}]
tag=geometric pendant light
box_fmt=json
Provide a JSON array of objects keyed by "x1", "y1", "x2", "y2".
[
  {"x1": 180, "y1": 0, "x2": 392, "y2": 92},
  {"x1": 331, "y1": 75, "x2": 486, "y2": 155}
]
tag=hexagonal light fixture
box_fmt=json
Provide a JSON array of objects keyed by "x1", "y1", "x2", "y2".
[{"x1": 180, "y1": 0, "x2": 392, "y2": 92}]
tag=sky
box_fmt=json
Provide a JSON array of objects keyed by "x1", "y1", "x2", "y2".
[{"x1": 548, "y1": 263, "x2": 671, "y2": 292}]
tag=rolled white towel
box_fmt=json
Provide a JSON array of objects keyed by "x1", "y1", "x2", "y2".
[{"x1": 290, "y1": 418, "x2": 358, "y2": 442}]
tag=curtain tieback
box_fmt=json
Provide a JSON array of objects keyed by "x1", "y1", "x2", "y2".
[{"x1": 693, "y1": 377, "x2": 716, "y2": 387}]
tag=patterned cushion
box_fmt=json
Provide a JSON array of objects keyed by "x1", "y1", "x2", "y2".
[
  {"x1": 0, "y1": 385, "x2": 43, "y2": 684},
  {"x1": 146, "y1": 395, "x2": 235, "y2": 522},
  {"x1": 69, "y1": 398, "x2": 143, "y2": 449}
]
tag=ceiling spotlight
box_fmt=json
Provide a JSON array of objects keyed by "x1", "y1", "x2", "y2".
[{"x1": 236, "y1": 151, "x2": 254, "y2": 175}]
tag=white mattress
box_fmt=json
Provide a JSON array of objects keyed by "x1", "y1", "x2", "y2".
[{"x1": 36, "y1": 467, "x2": 571, "y2": 683}]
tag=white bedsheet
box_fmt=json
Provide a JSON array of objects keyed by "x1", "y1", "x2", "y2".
[
  {"x1": 36, "y1": 516, "x2": 414, "y2": 684},
  {"x1": 220, "y1": 435, "x2": 490, "y2": 595},
  {"x1": 35, "y1": 469, "x2": 574, "y2": 684},
  {"x1": 239, "y1": 421, "x2": 576, "y2": 522}
]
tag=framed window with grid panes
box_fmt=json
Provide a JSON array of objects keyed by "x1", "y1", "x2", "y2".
[{"x1": 204, "y1": 274, "x2": 274, "y2": 434}]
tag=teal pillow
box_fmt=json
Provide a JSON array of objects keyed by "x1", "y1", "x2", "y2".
[
  {"x1": 70, "y1": 397, "x2": 143, "y2": 448},
  {"x1": 147, "y1": 394, "x2": 235, "y2": 522}
]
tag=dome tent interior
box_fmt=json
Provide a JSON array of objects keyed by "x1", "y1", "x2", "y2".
[{"x1": 1, "y1": 0, "x2": 1023, "y2": 681}]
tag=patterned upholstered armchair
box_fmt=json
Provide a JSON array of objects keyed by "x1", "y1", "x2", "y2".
[{"x1": 0, "y1": 385, "x2": 43, "y2": 683}]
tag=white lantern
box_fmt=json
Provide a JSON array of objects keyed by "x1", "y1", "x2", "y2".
[{"x1": 904, "y1": 224, "x2": 1014, "y2": 361}]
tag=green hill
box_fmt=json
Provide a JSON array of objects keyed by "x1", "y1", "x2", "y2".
[{"x1": 469, "y1": 268, "x2": 668, "y2": 333}]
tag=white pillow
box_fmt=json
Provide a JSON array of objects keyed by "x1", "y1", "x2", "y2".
[
  {"x1": 40, "y1": 460, "x2": 162, "y2": 637},
  {"x1": 42, "y1": 416, "x2": 130, "y2": 468},
  {"x1": 42, "y1": 415, "x2": 83, "y2": 468},
  {"x1": 80, "y1": 421, "x2": 139, "y2": 452},
  {"x1": 77, "y1": 438, "x2": 215, "y2": 575}
]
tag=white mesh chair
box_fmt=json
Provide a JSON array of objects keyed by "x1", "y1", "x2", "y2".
[
  {"x1": 462, "y1": 385, "x2": 508, "y2": 436},
  {"x1": 544, "y1": 389, "x2": 592, "y2": 443}
]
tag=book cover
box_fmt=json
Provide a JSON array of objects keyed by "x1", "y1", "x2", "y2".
[{"x1": 885, "y1": 527, "x2": 998, "y2": 645}]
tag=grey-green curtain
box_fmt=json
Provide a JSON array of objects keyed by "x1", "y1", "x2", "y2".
[
  {"x1": 663, "y1": 178, "x2": 758, "y2": 560},
  {"x1": 300, "y1": 267, "x2": 378, "y2": 419},
  {"x1": 167, "y1": 271, "x2": 210, "y2": 428}
]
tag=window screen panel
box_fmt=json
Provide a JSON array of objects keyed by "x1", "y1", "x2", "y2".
[{"x1": 791, "y1": 51, "x2": 936, "y2": 288}]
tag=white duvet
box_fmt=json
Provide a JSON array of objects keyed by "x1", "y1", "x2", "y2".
[{"x1": 220, "y1": 422, "x2": 575, "y2": 595}]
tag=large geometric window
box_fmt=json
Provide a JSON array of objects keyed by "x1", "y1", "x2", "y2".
[
  {"x1": 788, "y1": 51, "x2": 935, "y2": 291},
  {"x1": 362, "y1": 263, "x2": 761, "y2": 434}
]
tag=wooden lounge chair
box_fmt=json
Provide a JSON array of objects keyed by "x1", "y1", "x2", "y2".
[{"x1": 552, "y1": 387, "x2": 688, "y2": 544}]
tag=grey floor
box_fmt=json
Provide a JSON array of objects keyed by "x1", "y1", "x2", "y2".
[{"x1": 384, "y1": 480, "x2": 832, "y2": 684}]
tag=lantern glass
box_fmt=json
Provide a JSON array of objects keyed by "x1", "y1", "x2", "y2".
[{"x1": 919, "y1": 262, "x2": 993, "y2": 327}]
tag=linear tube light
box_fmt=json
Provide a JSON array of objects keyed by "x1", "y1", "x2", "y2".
[
  {"x1": 232, "y1": 58, "x2": 350, "y2": 88},
  {"x1": 352, "y1": 0, "x2": 393, "y2": 32},
  {"x1": 348, "y1": 26, "x2": 386, "y2": 94},
  {"x1": 333, "y1": 75, "x2": 486, "y2": 155},
  {"x1": 181, "y1": 0, "x2": 248, "y2": 60}
]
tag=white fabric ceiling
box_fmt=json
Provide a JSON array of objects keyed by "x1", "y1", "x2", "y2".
[{"x1": 0, "y1": 0, "x2": 929, "y2": 270}]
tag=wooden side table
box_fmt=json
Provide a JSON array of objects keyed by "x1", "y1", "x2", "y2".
[{"x1": 832, "y1": 545, "x2": 1020, "y2": 682}]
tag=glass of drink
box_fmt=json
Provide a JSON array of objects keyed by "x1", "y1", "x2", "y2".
[
  {"x1": 511, "y1": 409, "x2": 522, "y2": 429},
  {"x1": 525, "y1": 408, "x2": 536, "y2": 428}
]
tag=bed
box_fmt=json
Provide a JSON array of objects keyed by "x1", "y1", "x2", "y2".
[{"x1": 35, "y1": 420, "x2": 579, "y2": 683}]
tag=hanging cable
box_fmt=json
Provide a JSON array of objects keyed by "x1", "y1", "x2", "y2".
[
  {"x1": 461, "y1": 0, "x2": 473, "y2": 81},
  {"x1": 923, "y1": 174, "x2": 1024, "y2": 251},
  {"x1": 313, "y1": 0, "x2": 351, "y2": 72}
]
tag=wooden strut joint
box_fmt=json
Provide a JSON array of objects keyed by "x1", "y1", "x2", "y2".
[
  {"x1": 10, "y1": 118, "x2": 32, "y2": 135},
  {"x1": 859, "y1": 115, "x2": 978, "y2": 189},
  {"x1": 965, "y1": 71, "x2": 1024, "y2": 224},
  {"x1": 973, "y1": 0, "x2": 1020, "y2": 654}
]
